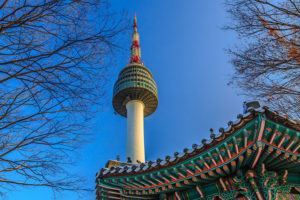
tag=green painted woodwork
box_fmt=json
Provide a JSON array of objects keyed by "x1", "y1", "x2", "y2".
[{"x1": 96, "y1": 111, "x2": 300, "y2": 200}]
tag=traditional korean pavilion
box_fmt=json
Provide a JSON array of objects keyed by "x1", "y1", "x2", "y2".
[{"x1": 96, "y1": 15, "x2": 300, "y2": 200}]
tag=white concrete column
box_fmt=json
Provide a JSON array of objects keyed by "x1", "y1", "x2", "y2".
[{"x1": 126, "y1": 100, "x2": 145, "y2": 163}]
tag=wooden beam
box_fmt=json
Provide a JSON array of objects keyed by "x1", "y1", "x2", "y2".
[
  {"x1": 142, "y1": 176, "x2": 156, "y2": 186},
  {"x1": 181, "y1": 164, "x2": 195, "y2": 175},
  {"x1": 150, "y1": 174, "x2": 164, "y2": 184},
  {"x1": 138, "y1": 177, "x2": 153, "y2": 187},
  {"x1": 168, "y1": 184, "x2": 174, "y2": 190},
  {"x1": 208, "y1": 171, "x2": 218, "y2": 179},
  {"x1": 191, "y1": 176, "x2": 201, "y2": 183},
  {"x1": 292, "y1": 143, "x2": 300, "y2": 153},
  {"x1": 165, "y1": 170, "x2": 178, "y2": 180},
  {"x1": 208, "y1": 153, "x2": 218, "y2": 166},
  {"x1": 278, "y1": 136, "x2": 286, "y2": 147},
  {"x1": 123, "y1": 179, "x2": 141, "y2": 188},
  {"x1": 157, "y1": 172, "x2": 171, "y2": 183},
  {"x1": 226, "y1": 144, "x2": 232, "y2": 159},
  {"x1": 216, "y1": 148, "x2": 225, "y2": 163},
  {"x1": 231, "y1": 160, "x2": 237, "y2": 172},
  {"x1": 155, "y1": 174, "x2": 167, "y2": 184},
  {"x1": 174, "y1": 167, "x2": 186, "y2": 178},
  {"x1": 264, "y1": 149, "x2": 282, "y2": 165},
  {"x1": 219, "y1": 178, "x2": 228, "y2": 192},
  {"x1": 251, "y1": 120, "x2": 266, "y2": 168},
  {"x1": 196, "y1": 185, "x2": 205, "y2": 198},
  {"x1": 271, "y1": 153, "x2": 290, "y2": 166},
  {"x1": 243, "y1": 129, "x2": 248, "y2": 148},
  {"x1": 191, "y1": 160, "x2": 203, "y2": 172},
  {"x1": 216, "y1": 168, "x2": 226, "y2": 177},
  {"x1": 132, "y1": 178, "x2": 146, "y2": 188},
  {"x1": 183, "y1": 179, "x2": 192, "y2": 185},
  {"x1": 116, "y1": 181, "x2": 133, "y2": 188},
  {"x1": 233, "y1": 137, "x2": 239, "y2": 154},
  {"x1": 222, "y1": 164, "x2": 230, "y2": 175},
  {"x1": 245, "y1": 171, "x2": 264, "y2": 200},
  {"x1": 199, "y1": 156, "x2": 210, "y2": 169},
  {"x1": 243, "y1": 149, "x2": 255, "y2": 167},
  {"x1": 200, "y1": 173, "x2": 214, "y2": 181},
  {"x1": 175, "y1": 192, "x2": 182, "y2": 200},
  {"x1": 237, "y1": 155, "x2": 244, "y2": 167},
  {"x1": 246, "y1": 148, "x2": 253, "y2": 159},
  {"x1": 270, "y1": 125, "x2": 279, "y2": 144},
  {"x1": 286, "y1": 140, "x2": 295, "y2": 151},
  {"x1": 285, "y1": 157, "x2": 300, "y2": 170},
  {"x1": 256, "y1": 146, "x2": 274, "y2": 166}
]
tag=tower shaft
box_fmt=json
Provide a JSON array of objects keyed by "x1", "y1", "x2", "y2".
[{"x1": 126, "y1": 100, "x2": 145, "y2": 163}]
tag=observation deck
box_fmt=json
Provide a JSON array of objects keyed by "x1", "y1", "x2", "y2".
[{"x1": 112, "y1": 63, "x2": 158, "y2": 117}]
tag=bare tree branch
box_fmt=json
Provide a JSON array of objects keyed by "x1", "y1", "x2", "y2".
[
  {"x1": 225, "y1": 0, "x2": 300, "y2": 118},
  {"x1": 0, "y1": 0, "x2": 128, "y2": 196}
]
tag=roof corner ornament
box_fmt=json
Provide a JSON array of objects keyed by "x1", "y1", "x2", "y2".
[
  {"x1": 210, "y1": 128, "x2": 216, "y2": 139},
  {"x1": 243, "y1": 101, "x2": 260, "y2": 114}
]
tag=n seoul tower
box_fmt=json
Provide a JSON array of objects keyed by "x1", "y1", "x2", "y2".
[{"x1": 112, "y1": 14, "x2": 158, "y2": 164}]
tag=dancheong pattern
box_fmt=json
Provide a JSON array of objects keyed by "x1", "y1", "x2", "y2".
[
  {"x1": 96, "y1": 107, "x2": 300, "y2": 200},
  {"x1": 277, "y1": 194, "x2": 300, "y2": 200}
]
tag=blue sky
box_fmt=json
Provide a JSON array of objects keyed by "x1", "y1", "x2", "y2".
[{"x1": 7, "y1": 0, "x2": 247, "y2": 199}]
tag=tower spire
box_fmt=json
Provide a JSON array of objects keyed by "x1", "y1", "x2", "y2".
[{"x1": 130, "y1": 13, "x2": 141, "y2": 64}]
